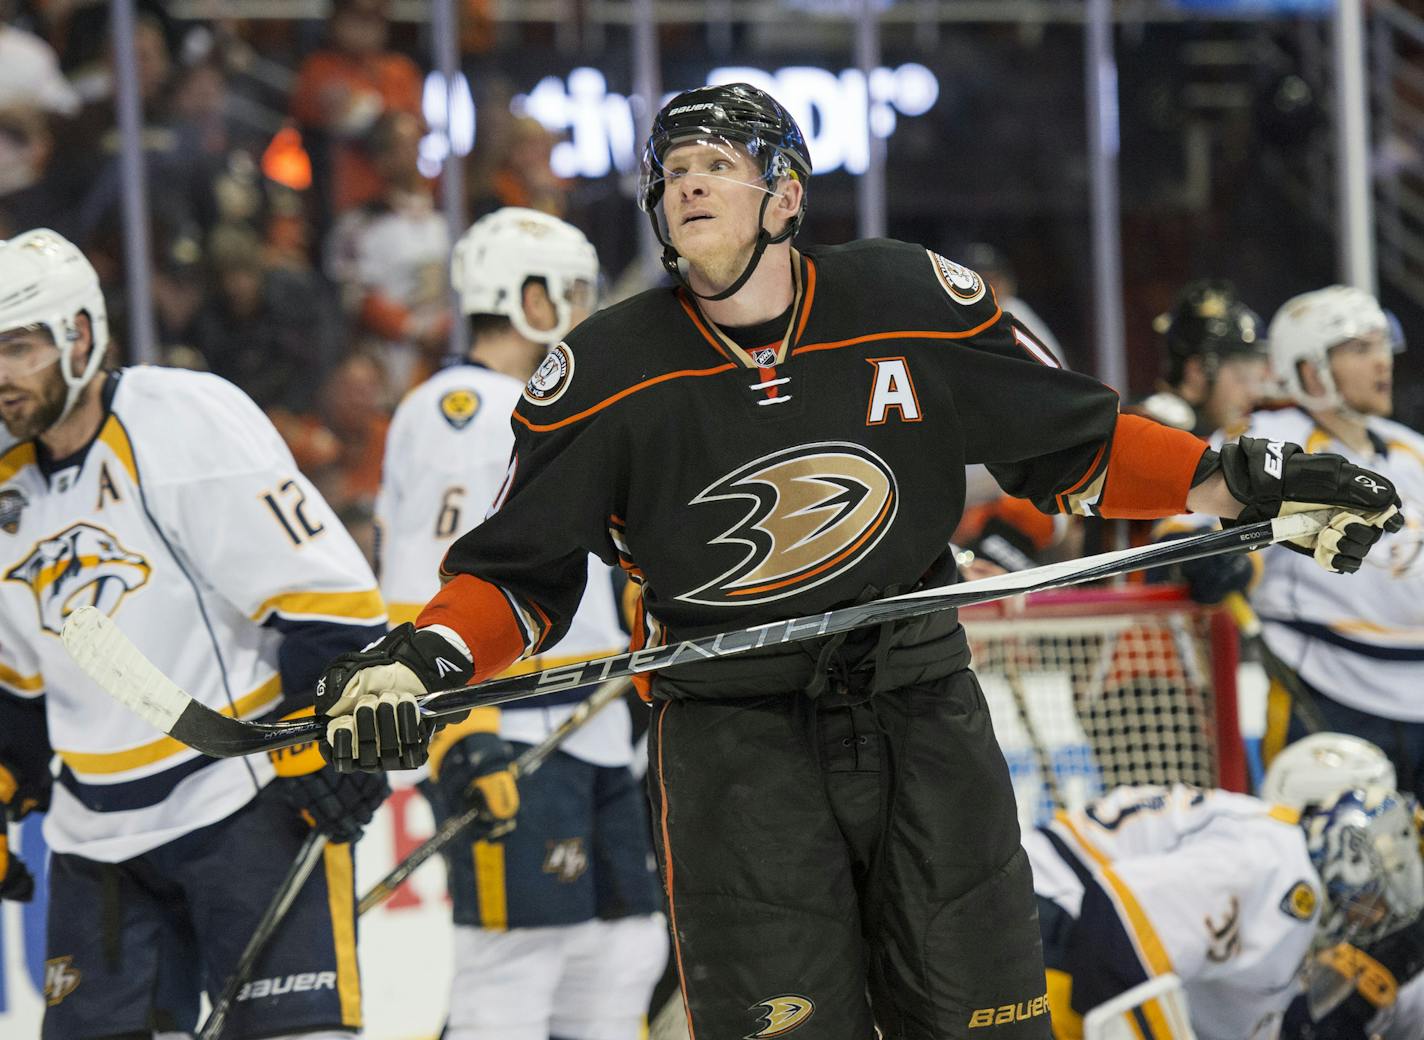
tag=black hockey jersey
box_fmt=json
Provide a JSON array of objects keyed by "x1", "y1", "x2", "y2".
[{"x1": 420, "y1": 240, "x2": 1207, "y2": 684}]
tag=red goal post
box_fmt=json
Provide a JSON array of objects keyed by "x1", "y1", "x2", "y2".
[{"x1": 960, "y1": 584, "x2": 1246, "y2": 828}]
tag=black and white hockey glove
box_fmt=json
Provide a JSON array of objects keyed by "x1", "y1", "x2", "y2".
[
  {"x1": 268, "y1": 719, "x2": 390, "y2": 843},
  {"x1": 316, "y1": 623, "x2": 473, "y2": 773},
  {"x1": 1210, "y1": 437, "x2": 1404, "y2": 574},
  {"x1": 0, "y1": 758, "x2": 45, "y2": 902},
  {"x1": 428, "y1": 714, "x2": 519, "y2": 831}
]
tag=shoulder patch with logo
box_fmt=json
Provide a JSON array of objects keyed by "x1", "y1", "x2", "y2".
[
  {"x1": 523, "y1": 343, "x2": 575, "y2": 407},
  {"x1": 0, "y1": 488, "x2": 27, "y2": 534},
  {"x1": 1280, "y1": 880, "x2": 1318, "y2": 921},
  {"x1": 439, "y1": 388, "x2": 480, "y2": 430},
  {"x1": 927, "y1": 251, "x2": 987, "y2": 306}
]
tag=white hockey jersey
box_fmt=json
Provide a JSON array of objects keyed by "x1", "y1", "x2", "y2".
[
  {"x1": 0, "y1": 368, "x2": 385, "y2": 862},
  {"x1": 375, "y1": 362, "x2": 632, "y2": 766},
  {"x1": 1025, "y1": 784, "x2": 1322, "y2": 1040},
  {"x1": 1243, "y1": 408, "x2": 1424, "y2": 721}
]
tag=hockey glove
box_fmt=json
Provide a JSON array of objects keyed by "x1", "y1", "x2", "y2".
[
  {"x1": 1149, "y1": 530, "x2": 1257, "y2": 604},
  {"x1": 429, "y1": 711, "x2": 520, "y2": 833},
  {"x1": 269, "y1": 713, "x2": 391, "y2": 843},
  {"x1": 1213, "y1": 437, "x2": 1404, "y2": 573},
  {"x1": 317, "y1": 623, "x2": 473, "y2": 773},
  {"x1": 0, "y1": 759, "x2": 45, "y2": 902}
]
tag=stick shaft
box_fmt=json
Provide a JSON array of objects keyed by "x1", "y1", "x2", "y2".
[{"x1": 200, "y1": 830, "x2": 327, "y2": 1040}]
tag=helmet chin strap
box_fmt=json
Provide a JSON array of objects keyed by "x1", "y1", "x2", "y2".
[{"x1": 651, "y1": 190, "x2": 799, "y2": 303}]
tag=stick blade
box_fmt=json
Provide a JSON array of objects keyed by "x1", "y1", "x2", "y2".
[{"x1": 61, "y1": 605, "x2": 189, "y2": 734}]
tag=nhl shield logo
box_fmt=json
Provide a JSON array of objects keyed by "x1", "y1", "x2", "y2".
[
  {"x1": 439, "y1": 387, "x2": 480, "y2": 430},
  {"x1": 523, "y1": 343, "x2": 575, "y2": 407},
  {"x1": 0, "y1": 488, "x2": 26, "y2": 534},
  {"x1": 752, "y1": 347, "x2": 777, "y2": 367}
]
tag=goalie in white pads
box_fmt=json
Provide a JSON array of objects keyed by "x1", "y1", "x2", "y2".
[
  {"x1": 0, "y1": 230, "x2": 389, "y2": 1040},
  {"x1": 374, "y1": 207, "x2": 667, "y2": 1040},
  {"x1": 1025, "y1": 782, "x2": 1424, "y2": 1040}
]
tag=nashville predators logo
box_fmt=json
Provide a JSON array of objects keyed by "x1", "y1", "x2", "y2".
[
  {"x1": 44, "y1": 956, "x2": 81, "y2": 1006},
  {"x1": 6, "y1": 521, "x2": 151, "y2": 634},
  {"x1": 439, "y1": 387, "x2": 480, "y2": 430},
  {"x1": 746, "y1": 995, "x2": 814, "y2": 1038},
  {"x1": 680, "y1": 442, "x2": 897, "y2": 607}
]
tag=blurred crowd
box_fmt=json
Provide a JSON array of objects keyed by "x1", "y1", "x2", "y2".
[{"x1": 0, "y1": 0, "x2": 578, "y2": 552}]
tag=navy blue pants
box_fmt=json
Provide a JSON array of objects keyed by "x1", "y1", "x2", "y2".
[
  {"x1": 429, "y1": 747, "x2": 661, "y2": 930},
  {"x1": 43, "y1": 786, "x2": 361, "y2": 1040}
]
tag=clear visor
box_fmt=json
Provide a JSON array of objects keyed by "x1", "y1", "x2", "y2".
[
  {"x1": 638, "y1": 131, "x2": 790, "y2": 213},
  {"x1": 0, "y1": 325, "x2": 61, "y2": 381}
]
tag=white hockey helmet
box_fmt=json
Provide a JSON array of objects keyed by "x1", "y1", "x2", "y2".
[
  {"x1": 0, "y1": 229, "x2": 109, "y2": 425},
  {"x1": 449, "y1": 207, "x2": 599, "y2": 346},
  {"x1": 1267, "y1": 285, "x2": 1390, "y2": 411},
  {"x1": 1262, "y1": 733, "x2": 1397, "y2": 809},
  {"x1": 1304, "y1": 786, "x2": 1424, "y2": 949}
]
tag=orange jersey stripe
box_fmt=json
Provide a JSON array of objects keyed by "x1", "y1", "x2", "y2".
[
  {"x1": 1055, "y1": 440, "x2": 1109, "y2": 515},
  {"x1": 791, "y1": 309, "x2": 1004, "y2": 358},
  {"x1": 512, "y1": 362, "x2": 737, "y2": 434},
  {"x1": 416, "y1": 573, "x2": 528, "y2": 683},
  {"x1": 1098, "y1": 413, "x2": 1209, "y2": 520}
]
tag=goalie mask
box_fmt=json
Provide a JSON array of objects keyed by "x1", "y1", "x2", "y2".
[
  {"x1": 450, "y1": 207, "x2": 599, "y2": 346},
  {"x1": 1267, "y1": 285, "x2": 1399, "y2": 413},
  {"x1": 1303, "y1": 786, "x2": 1424, "y2": 950},
  {"x1": 0, "y1": 228, "x2": 109, "y2": 427},
  {"x1": 1261, "y1": 733, "x2": 1397, "y2": 809},
  {"x1": 639, "y1": 82, "x2": 812, "y2": 302}
]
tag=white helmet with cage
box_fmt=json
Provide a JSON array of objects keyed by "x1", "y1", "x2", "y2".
[
  {"x1": 449, "y1": 207, "x2": 599, "y2": 347},
  {"x1": 0, "y1": 228, "x2": 109, "y2": 425},
  {"x1": 1267, "y1": 285, "x2": 1392, "y2": 411},
  {"x1": 1303, "y1": 786, "x2": 1424, "y2": 950},
  {"x1": 1261, "y1": 733, "x2": 1397, "y2": 809}
]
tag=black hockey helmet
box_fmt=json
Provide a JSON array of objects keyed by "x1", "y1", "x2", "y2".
[
  {"x1": 639, "y1": 83, "x2": 812, "y2": 301},
  {"x1": 1154, "y1": 279, "x2": 1267, "y2": 379}
]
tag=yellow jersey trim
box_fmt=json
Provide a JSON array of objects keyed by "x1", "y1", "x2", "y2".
[
  {"x1": 1055, "y1": 814, "x2": 1176, "y2": 977},
  {"x1": 250, "y1": 588, "x2": 386, "y2": 624},
  {"x1": 57, "y1": 673, "x2": 282, "y2": 774},
  {"x1": 0, "y1": 660, "x2": 43, "y2": 693},
  {"x1": 98, "y1": 414, "x2": 139, "y2": 484},
  {"x1": 0, "y1": 441, "x2": 36, "y2": 485}
]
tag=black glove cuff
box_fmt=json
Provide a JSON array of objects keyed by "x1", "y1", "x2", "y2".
[
  {"x1": 1217, "y1": 437, "x2": 1299, "y2": 523},
  {"x1": 316, "y1": 623, "x2": 474, "y2": 717}
]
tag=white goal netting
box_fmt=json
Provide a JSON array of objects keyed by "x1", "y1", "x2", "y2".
[{"x1": 963, "y1": 586, "x2": 1243, "y2": 829}]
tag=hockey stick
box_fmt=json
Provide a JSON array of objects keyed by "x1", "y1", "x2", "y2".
[
  {"x1": 357, "y1": 677, "x2": 631, "y2": 915},
  {"x1": 200, "y1": 829, "x2": 328, "y2": 1040},
  {"x1": 61, "y1": 510, "x2": 1331, "y2": 760}
]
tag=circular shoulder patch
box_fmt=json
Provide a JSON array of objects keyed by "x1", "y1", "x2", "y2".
[
  {"x1": 929, "y1": 251, "x2": 987, "y2": 306},
  {"x1": 1280, "y1": 880, "x2": 1317, "y2": 921},
  {"x1": 523, "y1": 343, "x2": 576, "y2": 407},
  {"x1": 439, "y1": 387, "x2": 480, "y2": 430}
]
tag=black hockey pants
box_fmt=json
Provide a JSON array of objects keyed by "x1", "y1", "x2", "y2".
[{"x1": 647, "y1": 669, "x2": 1051, "y2": 1040}]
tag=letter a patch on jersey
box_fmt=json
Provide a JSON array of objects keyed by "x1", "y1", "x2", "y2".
[{"x1": 866, "y1": 357, "x2": 922, "y2": 425}]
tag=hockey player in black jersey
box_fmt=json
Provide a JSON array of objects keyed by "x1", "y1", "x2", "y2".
[{"x1": 316, "y1": 84, "x2": 1405, "y2": 1039}]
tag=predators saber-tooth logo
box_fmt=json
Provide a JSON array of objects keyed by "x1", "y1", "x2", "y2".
[
  {"x1": 44, "y1": 956, "x2": 81, "y2": 1006},
  {"x1": 746, "y1": 994, "x2": 815, "y2": 1038},
  {"x1": 679, "y1": 442, "x2": 898, "y2": 607},
  {"x1": 6, "y1": 521, "x2": 151, "y2": 633}
]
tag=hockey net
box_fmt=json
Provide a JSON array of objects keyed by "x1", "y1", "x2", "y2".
[{"x1": 960, "y1": 584, "x2": 1245, "y2": 829}]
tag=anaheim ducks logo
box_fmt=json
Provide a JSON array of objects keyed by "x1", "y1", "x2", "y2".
[
  {"x1": 679, "y1": 442, "x2": 897, "y2": 607},
  {"x1": 746, "y1": 995, "x2": 815, "y2": 1038},
  {"x1": 6, "y1": 521, "x2": 151, "y2": 634}
]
